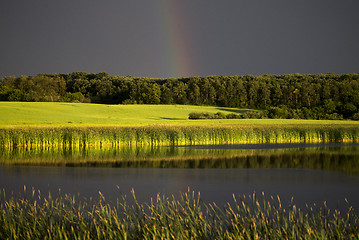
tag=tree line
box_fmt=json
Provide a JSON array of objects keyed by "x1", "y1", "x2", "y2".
[{"x1": 1, "y1": 72, "x2": 359, "y2": 120}]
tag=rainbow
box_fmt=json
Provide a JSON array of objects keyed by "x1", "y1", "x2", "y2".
[{"x1": 156, "y1": 0, "x2": 196, "y2": 78}]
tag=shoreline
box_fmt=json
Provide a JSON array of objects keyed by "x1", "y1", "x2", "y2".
[{"x1": 0, "y1": 124, "x2": 359, "y2": 147}]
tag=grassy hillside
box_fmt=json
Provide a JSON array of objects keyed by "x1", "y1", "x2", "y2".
[{"x1": 1, "y1": 102, "x2": 358, "y2": 127}]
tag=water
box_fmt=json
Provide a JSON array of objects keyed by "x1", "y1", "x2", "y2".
[{"x1": 0, "y1": 143, "x2": 359, "y2": 212}]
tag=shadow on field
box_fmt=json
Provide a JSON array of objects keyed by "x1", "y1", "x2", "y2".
[
  {"x1": 216, "y1": 108, "x2": 254, "y2": 114},
  {"x1": 160, "y1": 117, "x2": 185, "y2": 120}
]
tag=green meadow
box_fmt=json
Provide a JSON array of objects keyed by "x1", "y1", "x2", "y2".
[
  {"x1": 1, "y1": 101, "x2": 358, "y2": 127},
  {"x1": 0, "y1": 102, "x2": 254, "y2": 126},
  {"x1": 0, "y1": 102, "x2": 359, "y2": 147}
]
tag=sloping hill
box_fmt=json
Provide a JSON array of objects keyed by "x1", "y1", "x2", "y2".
[{"x1": 0, "y1": 102, "x2": 357, "y2": 127}]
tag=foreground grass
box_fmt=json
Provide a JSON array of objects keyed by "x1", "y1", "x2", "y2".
[{"x1": 0, "y1": 188, "x2": 358, "y2": 239}]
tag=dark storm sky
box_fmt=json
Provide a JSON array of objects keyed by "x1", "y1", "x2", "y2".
[{"x1": 1, "y1": 0, "x2": 358, "y2": 78}]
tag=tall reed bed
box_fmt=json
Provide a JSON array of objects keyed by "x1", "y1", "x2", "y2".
[
  {"x1": 0, "y1": 125, "x2": 358, "y2": 147},
  {"x1": 0, "y1": 188, "x2": 358, "y2": 239}
]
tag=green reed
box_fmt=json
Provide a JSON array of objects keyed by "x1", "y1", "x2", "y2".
[
  {"x1": 0, "y1": 125, "x2": 358, "y2": 147},
  {"x1": 0, "y1": 188, "x2": 358, "y2": 239}
]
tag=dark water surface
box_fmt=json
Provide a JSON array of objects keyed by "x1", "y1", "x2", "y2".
[{"x1": 0, "y1": 143, "x2": 359, "y2": 212}]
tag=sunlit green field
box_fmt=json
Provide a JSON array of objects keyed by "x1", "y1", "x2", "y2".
[{"x1": 1, "y1": 102, "x2": 358, "y2": 127}]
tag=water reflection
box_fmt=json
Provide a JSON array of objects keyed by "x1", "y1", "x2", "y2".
[
  {"x1": 0, "y1": 143, "x2": 358, "y2": 213},
  {"x1": 1, "y1": 143, "x2": 359, "y2": 175},
  {"x1": 0, "y1": 166, "x2": 358, "y2": 213}
]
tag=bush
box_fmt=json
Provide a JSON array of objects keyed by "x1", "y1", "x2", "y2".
[
  {"x1": 267, "y1": 107, "x2": 290, "y2": 119},
  {"x1": 188, "y1": 112, "x2": 206, "y2": 119},
  {"x1": 122, "y1": 99, "x2": 137, "y2": 104},
  {"x1": 226, "y1": 113, "x2": 243, "y2": 119},
  {"x1": 214, "y1": 112, "x2": 226, "y2": 119},
  {"x1": 352, "y1": 112, "x2": 359, "y2": 121},
  {"x1": 63, "y1": 92, "x2": 87, "y2": 103},
  {"x1": 326, "y1": 113, "x2": 344, "y2": 120},
  {"x1": 189, "y1": 112, "x2": 226, "y2": 119},
  {"x1": 0, "y1": 86, "x2": 24, "y2": 101},
  {"x1": 242, "y1": 111, "x2": 266, "y2": 119},
  {"x1": 189, "y1": 111, "x2": 265, "y2": 120}
]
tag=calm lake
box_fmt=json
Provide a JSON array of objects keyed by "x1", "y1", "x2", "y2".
[{"x1": 1, "y1": 143, "x2": 359, "y2": 212}]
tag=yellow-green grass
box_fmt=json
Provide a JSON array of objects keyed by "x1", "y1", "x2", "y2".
[
  {"x1": 0, "y1": 102, "x2": 248, "y2": 126},
  {"x1": 1, "y1": 102, "x2": 359, "y2": 147},
  {"x1": 1, "y1": 101, "x2": 359, "y2": 127},
  {"x1": 1, "y1": 188, "x2": 358, "y2": 239}
]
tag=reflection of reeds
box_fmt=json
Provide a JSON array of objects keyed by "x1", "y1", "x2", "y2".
[
  {"x1": 0, "y1": 125, "x2": 359, "y2": 147},
  {"x1": 0, "y1": 188, "x2": 357, "y2": 239},
  {"x1": 1, "y1": 146, "x2": 359, "y2": 175}
]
